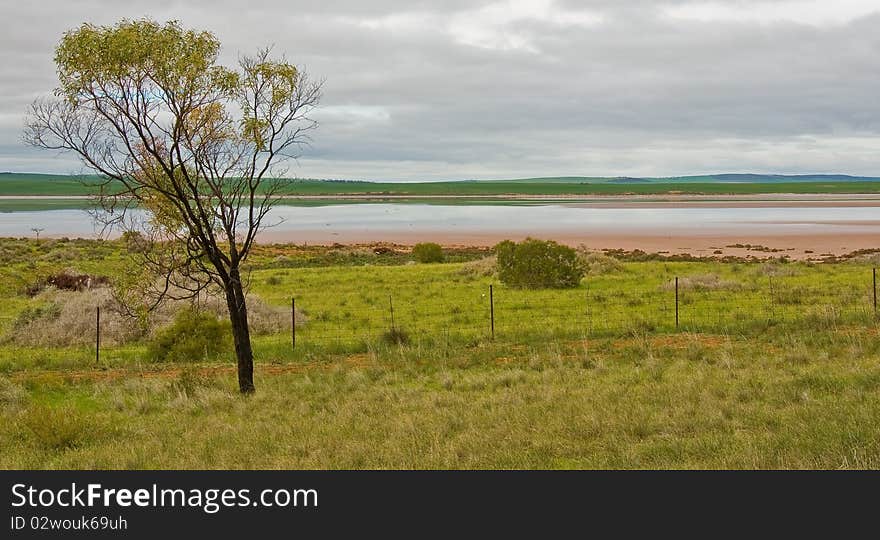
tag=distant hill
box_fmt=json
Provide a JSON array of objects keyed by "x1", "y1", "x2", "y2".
[
  {"x1": 491, "y1": 174, "x2": 880, "y2": 184},
  {"x1": 649, "y1": 174, "x2": 880, "y2": 184}
]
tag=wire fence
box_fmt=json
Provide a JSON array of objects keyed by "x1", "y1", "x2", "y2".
[
  {"x1": 285, "y1": 269, "x2": 880, "y2": 351},
  {"x1": 7, "y1": 269, "x2": 879, "y2": 358}
]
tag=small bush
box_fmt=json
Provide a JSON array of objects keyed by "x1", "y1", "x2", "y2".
[
  {"x1": 0, "y1": 377, "x2": 28, "y2": 410},
  {"x1": 22, "y1": 405, "x2": 93, "y2": 450},
  {"x1": 121, "y1": 231, "x2": 148, "y2": 253},
  {"x1": 412, "y1": 242, "x2": 444, "y2": 263},
  {"x1": 458, "y1": 256, "x2": 497, "y2": 277},
  {"x1": 577, "y1": 248, "x2": 624, "y2": 275},
  {"x1": 148, "y1": 310, "x2": 231, "y2": 363},
  {"x1": 381, "y1": 327, "x2": 410, "y2": 345},
  {"x1": 170, "y1": 368, "x2": 218, "y2": 398},
  {"x1": 495, "y1": 238, "x2": 584, "y2": 289}
]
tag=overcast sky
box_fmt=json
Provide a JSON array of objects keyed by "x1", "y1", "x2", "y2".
[{"x1": 2, "y1": 0, "x2": 879, "y2": 180}]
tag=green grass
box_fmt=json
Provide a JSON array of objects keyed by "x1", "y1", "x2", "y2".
[
  {"x1": 5, "y1": 172, "x2": 880, "y2": 197},
  {"x1": 1, "y1": 238, "x2": 880, "y2": 469}
]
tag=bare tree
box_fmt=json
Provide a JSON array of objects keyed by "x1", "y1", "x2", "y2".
[{"x1": 24, "y1": 19, "x2": 321, "y2": 393}]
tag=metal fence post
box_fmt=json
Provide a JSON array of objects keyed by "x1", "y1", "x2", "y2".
[
  {"x1": 675, "y1": 277, "x2": 679, "y2": 329},
  {"x1": 489, "y1": 284, "x2": 495, "y2": 339},
  {"x1": 95, "y1": 306, "x2": 100, "y2": 364},
  {"x1": 389, "y1": 295, "x2": 395, "y2": 331},
  {"x1": 291, "y1": 297, "x2": 296, "y2": 349},
  {"x1": 873, "y1": 268, "x2": 877, "y2": 316}
]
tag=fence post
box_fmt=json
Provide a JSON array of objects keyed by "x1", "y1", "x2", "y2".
[
  {"x1": 674, "y1": 277, "x2": 679, "y2": 329},
  {"x1": 389, "y1": 295, "x2": 395, "y2": 331},
  {"x1": 95, "y1": 306, "x2": 100, "y2": 364},
  {"x1": 586, "y1": 281, "x2": 593, "y2": 336},
  {"x1": 873, "y1": 268, "x2": 877, "y2": 316},
  {"x1": 291, "y1": 297, "x2": 296, "y2": 349},
  {"x1": 768, "y1": 275, "x2": 775, "y2": 321},
  {"x1": 489, "y1": 284, "x2": 495, "y2": 339}
]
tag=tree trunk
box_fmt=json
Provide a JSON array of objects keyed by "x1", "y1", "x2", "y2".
[{"x1": 225, "y1": 268, "x2": 255, "y2": 394}]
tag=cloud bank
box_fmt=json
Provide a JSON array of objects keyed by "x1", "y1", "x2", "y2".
[{"x1": 1, "y1": 0, "x2": 879, "y2": 180}]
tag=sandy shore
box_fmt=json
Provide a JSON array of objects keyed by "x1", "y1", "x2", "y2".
[{"x1": 257, "y1": 228, "x2": 880, "y2": 260}]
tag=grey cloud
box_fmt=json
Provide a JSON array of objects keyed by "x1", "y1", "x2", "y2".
[{"x1": 1, "y1": 1, "x2": 879, "y2": 179}]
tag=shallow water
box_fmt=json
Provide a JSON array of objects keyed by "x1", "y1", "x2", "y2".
[{"x1": 1, "y1": 203, "x2": 879, "y2": 239}]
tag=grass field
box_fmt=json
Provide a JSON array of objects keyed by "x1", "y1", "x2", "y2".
[
  {"x1": 2, "y1": 238, "x2": 880, "y2": 469},
  {"x1": 5, "y1": 172, "x2": 880, "y2": 197}
]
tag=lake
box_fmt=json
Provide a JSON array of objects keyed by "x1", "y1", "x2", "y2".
[{"x1": 2, "y1": 201, "x2": 879, "y2": 257}]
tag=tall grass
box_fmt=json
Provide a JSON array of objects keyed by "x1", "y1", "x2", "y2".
[{"x1": 2, "y1": 240, "x2": 880, "y2": 469}]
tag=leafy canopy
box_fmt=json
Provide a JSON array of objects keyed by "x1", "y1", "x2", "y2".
[
  {"x1": 28, "y1": 18, "x2": 321, "y2": 297},
  {"x1": 495, "y1": 238, "x2": 584, "y2": 289}
]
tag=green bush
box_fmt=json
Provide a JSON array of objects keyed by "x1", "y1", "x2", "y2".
[
  {"x1": 148, "y1": 309, "x2": 232, "y2": 363},
  {"x1": 412, "y1": 242, "x2": 444, "y2": 263},
  {"x1": 495, "y1": 238, "x2": 584, "y2": 289}
]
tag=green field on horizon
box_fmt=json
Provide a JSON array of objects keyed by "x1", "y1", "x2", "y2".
[{"x1": 4, "y1": 172, "x2": 880, "y2": 197}]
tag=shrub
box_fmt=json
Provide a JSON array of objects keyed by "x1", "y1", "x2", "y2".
[
  {"x1": 22, "y1": 405, "x2": 93, "y2": 450},
  {"x1": 5, "y1": 288, "x2": 142, "y2": 347},
  {"x1": 148, "y1": 309, "x2": 232, "y2": 363},
  {"x1": 458, "y1": 256, "x2": 497, "y2": 277},
  {"x1": 381, "y1": 327, "x2": 410, "y2": 345},
  {"x1": 412, "y1": 242, "x2": 444, "y2": 263},
  {"x1": 170, "y1": 368, "x2": 218, "y2": 398},
  {"x1": 121, "y1": 231, "x2": 148, "y2": 253},
  {"x1": 495, "y1": 238, "x2": 584, "y2": 289},
  {"x1": 577, "y1": 248, "x2": 624, "y2": 275},
  {"x1": 0, "y1": 377, "x2": 28, "y2": 410}
]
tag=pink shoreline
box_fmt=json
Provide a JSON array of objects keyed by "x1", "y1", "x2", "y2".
[{"x1": 256, "y1": 228, "x2": 880, "y2": 260}]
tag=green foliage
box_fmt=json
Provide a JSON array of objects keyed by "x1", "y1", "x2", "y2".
[
  {"x1": 412, "y1": 242, "x2": 444, "y2": 263},
  {"x1": 54, "y1": 19, "x2": 229, "y2": 103},
  {"x1": 495, "y1": 238, "x2": 584, "y2": 289},
  {"x1": 148, "y1": 309, "x2": 231, "y2": 363}
]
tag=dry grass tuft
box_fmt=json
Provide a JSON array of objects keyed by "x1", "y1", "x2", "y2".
[
  {"x1": 4, "y1": 287, "x2": 300, "y2": 347},
  {"x1": 6, "y1": 288, "x2": 142, "y2": 346},
  {"x1": 662, "y1": 274, "x2": 743, "y2": 291},
  {"x1": 458, "y1": 256, "x2": 497, "y2": 277},
  {"x1": 577, "y1": 248, "x2": 624, "y2": 275},
  {"x1": 0, "y1": 377, "x2": 28, "y2": 410},
  {"x1": 756, "y1": 263, "x2": 799, "y2": 277}
]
